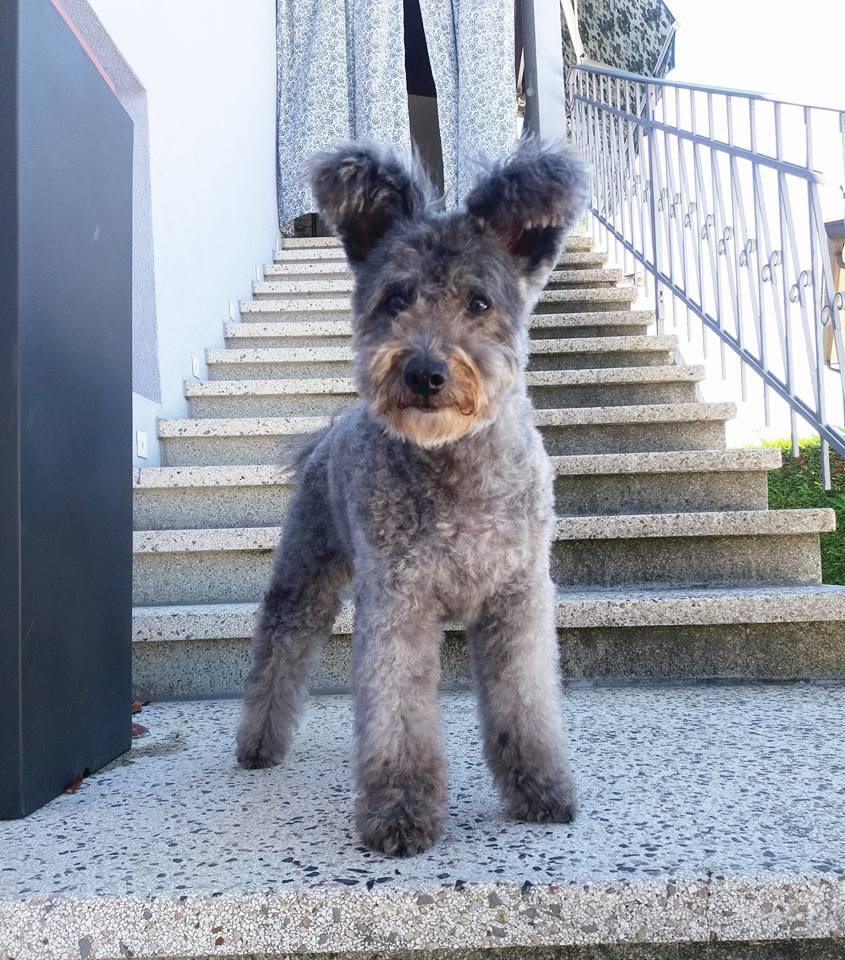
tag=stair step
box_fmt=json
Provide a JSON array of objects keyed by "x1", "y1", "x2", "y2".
[
  {"x1": 10, "y1": 685, "x2": 844, "y2": 956},
  {"x1": 131, "y1": 583, "x2": 845, "y2": 695},
  {"x1": 555, "y1": 508, "x2": 833, "y2": 539},
  {"x1": 263, "y1": 249, "x2": 609, "y2": 279},
  {"x1": 186, "y1": 365, "x2": 703, "y2": 417},
  {"x1": 204, "y1": 336, "x2": 678, "y2": 380},
  {"x1": 131, "y1": 508, "x2": 831, "y2": 605},
  {"x1": 272, "y1": 245, "x2": 348, "y2": 262},
  {"x1": 552, "y1": 447, "x2": 779, "y2": 514},
  {"x1": 251, "y1": 268, "x2": 625, "y2": 299},
  {"x1": 528, "y1": 309, "x2": 654, "y2": 338},
  {"x1": 535, "y1": 286, "x2": 638, "y2": 311},
  {"x1": 135, "y1": 582, "x2": 845, "y2": 641},
  {"x1": 223, "y1": 310, "x2": 656, "y2": 348},
  {"x1": 239, "y1": 286, "x2": 638, "y2": 320},
  {"x1": 546, "y1": 267, "x2": 624, "y2": 286},
  {"x1": 265, "y1": 260, "x2": 353, "y2": 278},
  {"x1": 280, "y1": 235, "x2": 342, "y2": 247},
  {"x1": 134, "y1": 448, "x2": 780, "y2": 530},
  {"x1": 134, "y1": 464, "x2": 296, "y2": 531},
  {"x1": 271, "y1": 232, "x2": 594, "y2": 261},
  {"x1": 550, "y1": 508, "x2": 832, "y2": 588},
  {"x1": 158, "y1": 402, "x2": 736, "y2": 465}
]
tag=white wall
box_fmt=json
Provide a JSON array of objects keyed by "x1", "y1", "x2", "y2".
[{"x1": 85, "y1": 0, "x2": 278, "y2": 465}]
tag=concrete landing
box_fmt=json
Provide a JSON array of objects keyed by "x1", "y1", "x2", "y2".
[{"x1": 2, "y1": 685, "x2": 844, "y2": 959}]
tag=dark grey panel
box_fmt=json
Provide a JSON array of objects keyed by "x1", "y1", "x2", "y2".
[
  {"x1": 0, "y1": 0, "x2": 22, "y2": 817},
  {"x1": 1, "y1": 0, "x2": 133, "y2": 818}
]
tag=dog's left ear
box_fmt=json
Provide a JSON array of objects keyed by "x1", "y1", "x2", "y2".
[
  {"x1": 308, "y1": 143, "x2": 427, "y2": 265},
  {"x1": 465, "y1": 139, "x2": 589, "y2": 281}
]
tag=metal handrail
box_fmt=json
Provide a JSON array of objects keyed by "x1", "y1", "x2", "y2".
[
  {"x1": 571, "y1": 62, "x2": 845, "y2": 115},
  {"x1": 569, "y1": 64, "x2": 845, "y2": 486}
]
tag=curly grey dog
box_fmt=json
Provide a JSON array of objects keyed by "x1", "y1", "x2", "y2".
[{"x1": 236, "y1": 138, "x2": 590, "y2": 856}]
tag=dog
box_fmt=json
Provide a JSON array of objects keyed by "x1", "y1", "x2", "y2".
[{"x1": 236, "y1": 138, "x2": 590, "y2": 856}]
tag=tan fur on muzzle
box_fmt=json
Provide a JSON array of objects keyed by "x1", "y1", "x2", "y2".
[{"x1": 368, "y1": 342, "x2": 492, "y2": 447}]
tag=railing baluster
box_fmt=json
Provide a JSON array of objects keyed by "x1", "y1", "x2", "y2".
[
  {"x1": 568, "y1": 64, "x2": 845, "y2": 476},
  {"x1": 749, "y1": 99, "x2": 771, "y2": 425}
]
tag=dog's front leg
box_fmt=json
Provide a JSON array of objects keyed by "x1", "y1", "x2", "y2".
[
  {"x1": 236, "y1": 480, "x2": 349, "y2": 770},
  {"x1": 467, "y1": 569, "x2": 576, "y2": 824},
  {"x1": 352, "y1": 581, "x2": 447, "y2": 856}
]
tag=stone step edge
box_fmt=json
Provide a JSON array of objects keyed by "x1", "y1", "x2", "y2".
[
  {"x1": 132, "y1": 583, "x2": 845, "y2": 640},
  {"x1": 264, "y1": 249, "x2": 609, "y2": 275},
  {"x1": 132, "y1": 509, "x2": 835, "y2": 555},
  {"x1": 240, "y1": 287, "x2": 638, "y2": 313},
  {"x1": 223, "y1": 311, "x2": 656, "y2": 341},
  {"x1": 185, "y1": 366, "x2": 704, "y2": 399},
  {"x1": 251, "y1": 268, "x2": 625, "y2": 294},
  {"x1": 133, "y1": 448, "x2": 782, "y2": 490},
  {"x1": 205, "y1": 336, "x2": 678, "y2": 366},
  {"x1": 158, "y1": 402, "x2": 737, "y2": 439},
  {"x1": 275, "y1": 233, "x2": 594, "y2": 254}
]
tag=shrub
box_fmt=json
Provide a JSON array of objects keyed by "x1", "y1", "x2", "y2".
[{"x1": 764, "y1": 438, "x2": 845, "y2": 585}]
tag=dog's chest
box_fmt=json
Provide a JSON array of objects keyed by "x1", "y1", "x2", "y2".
[{"x1": 360, "y1": 452, "x2": 551, "y2": 612}]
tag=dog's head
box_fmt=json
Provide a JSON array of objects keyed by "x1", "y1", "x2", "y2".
[{"x1": 308, "y1": 139, "x2": 589, "y2": 447}]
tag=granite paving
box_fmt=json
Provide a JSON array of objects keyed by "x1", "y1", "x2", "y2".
[{"x1": 1, "y1": 685, "x2": 844, "y2": 958}]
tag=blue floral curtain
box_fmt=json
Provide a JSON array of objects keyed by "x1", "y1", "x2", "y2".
[{"x1": 276, "y1": 0, "x2": 516, "y2": 228}]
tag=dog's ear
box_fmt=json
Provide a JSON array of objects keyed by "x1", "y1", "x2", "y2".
[
  {"x1": 307, "y1": 143, "x2": 427, "y2": 265},
  {"x1": 465, "y1": 138, "x2": 590, "y2": 282}
]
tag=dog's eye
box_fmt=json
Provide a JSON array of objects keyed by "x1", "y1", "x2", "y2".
[
  {"x1": 385, "y1": 292, "x2": 410, "y2": 314},
  {"x1": 468, "y1": 294, "x2": 491, "y2": 314}
]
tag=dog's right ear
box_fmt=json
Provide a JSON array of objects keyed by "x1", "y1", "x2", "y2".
[
  {"x1": 307, "y1": 144, "x2": 427, "y2": 265},
  {"x1": 464, "y1": 138, "x2": 589, "y2": 285}
]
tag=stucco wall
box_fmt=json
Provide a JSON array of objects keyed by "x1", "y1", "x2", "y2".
[{"x1": 81, "y1": 0, "x2": 278, "y2": 465}]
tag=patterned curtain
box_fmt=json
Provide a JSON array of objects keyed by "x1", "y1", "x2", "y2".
[
  {"x1": 417, "y1": 0, "x2": 515, "y2": 206},
  {"x1": 276, "y1": 0, "x2": 516, "y2": 228}
]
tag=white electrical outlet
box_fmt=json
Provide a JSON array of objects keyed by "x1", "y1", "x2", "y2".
[
  {"x1": 191, "y1": 354, "x2": 202, "y2": 379},
  {"x1": 136, "y1": 430, "x2": 148, "y2": 459}
]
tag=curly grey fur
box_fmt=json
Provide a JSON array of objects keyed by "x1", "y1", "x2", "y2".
[{"x1": 237, "y1": 138, "x2": 589, "y2": 856}]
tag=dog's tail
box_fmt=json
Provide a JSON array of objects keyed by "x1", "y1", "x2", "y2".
[{"x1": 279, "y1": 425, "x2": 332, "y2": 483}]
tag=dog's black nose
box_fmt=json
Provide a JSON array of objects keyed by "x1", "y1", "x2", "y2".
[{"x1": 404, "y1": 357, "x2": 448, "y2": 397}]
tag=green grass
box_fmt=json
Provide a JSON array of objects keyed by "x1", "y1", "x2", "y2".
[{"x1": 764, "y1": 438, "x2": 845, "y2": 584}]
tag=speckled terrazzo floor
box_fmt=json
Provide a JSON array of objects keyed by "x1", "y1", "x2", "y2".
[{"x1": 2, "y1": 685, "x2": 844, "y2": 959}]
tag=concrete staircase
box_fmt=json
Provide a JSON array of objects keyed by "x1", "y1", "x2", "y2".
[
  {"x1": 132, "y1": 234, "x2": 845, "y2": 699},
  {"x1": 5, "y1": 235, "x2": 845, "y2": 960}
]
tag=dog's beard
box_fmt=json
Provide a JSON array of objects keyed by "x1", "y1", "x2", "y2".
[{"x1": 366, "y1": 344, "x2": 513, "y2": 448}]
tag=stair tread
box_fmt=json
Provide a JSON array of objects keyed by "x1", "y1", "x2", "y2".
[
  {"x1": 134, "y1": 448, "x2": 782, "y2": 491},
  {"x1": 239, "y1": 287, "x2": 637, "y2": 314},
  {"x1": 252, "y1": 268, "x2": 625, "y2": 295},
  {"x1": 134, "y1": 464, "x2": 290, "y2": 488},
  {"x1": 273, "y1": 232, "x2": 594, "y2": 256},
  {"x1": 552, "y1": 447, "x2": 782, "y2": 473},
  {"x1": 4, "y1": 686, "x2": 843, "y2": 957},
  {"x1": 132, "y1": 582, "x2": 845, "y2": 639},
  {"x1": 555, "y1": 508, "x2": 835, "y2": 539},
  {"x1": 281, "y1": 235, "x2": 342, "y2": 247},
  {"x1": 205, "y1": 336, "x2": 676, "y2": 366},
  {"x1": 224, "y1": 311, "x2": 656, "y2": 340},
  {"x1": 132, "y1": 508, "x2": 834, "y2": 555},
  {"x1": 159, "y1": 402, "x2": 737, "y2": 438},
  {"x1": 186, "y1": 366, "x2": 704, "y2": 398},
  {"x1": 264, "y1": 249, "x2": 609, "y2": 276}
]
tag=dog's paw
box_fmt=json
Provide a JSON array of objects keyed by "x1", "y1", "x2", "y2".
[
  {"x1": 505, "y1": 776, "x2": 576, "y2": 824},
  {"x1": 235, "y1": 732, "x2": 284, "y2": 770},
  {"x1": 357, "y1": 796, "x2": 445, "y2": 857}
]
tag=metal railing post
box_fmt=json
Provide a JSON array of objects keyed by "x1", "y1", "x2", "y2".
[
  {"x1": 521, "y1": 0, "x2": 566, "y2": 142},
  {"x1": 645, "y1": 83, "x2": 663, "y2": 334}
]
